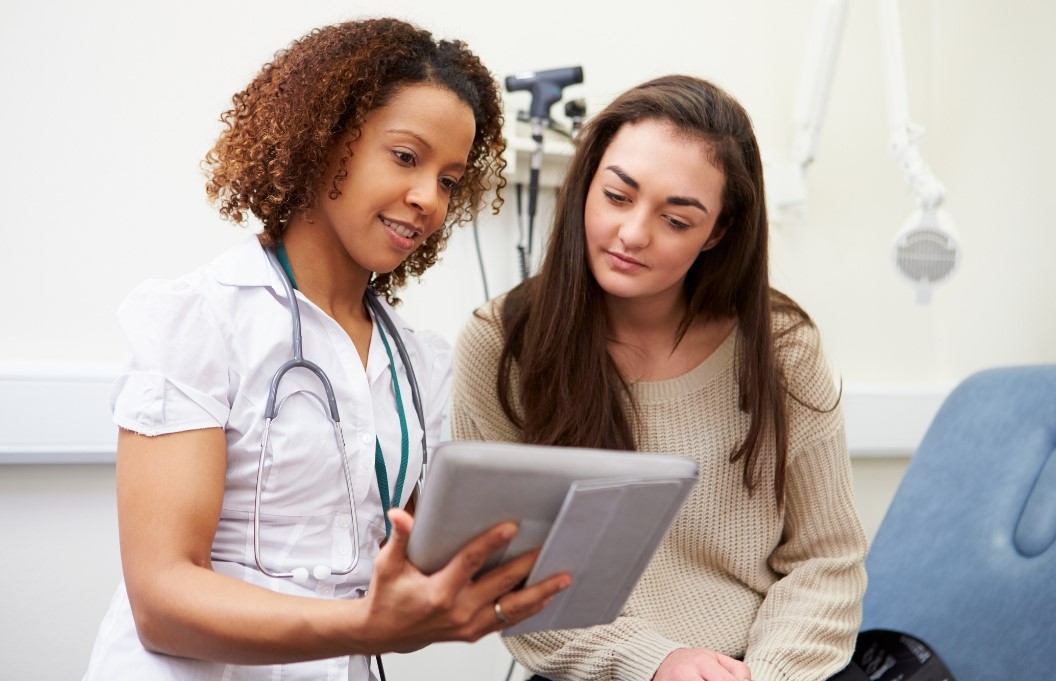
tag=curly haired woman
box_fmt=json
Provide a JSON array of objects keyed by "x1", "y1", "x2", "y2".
[{"x1": 83, "y1": 18, "x2": 569, "y2": 681}]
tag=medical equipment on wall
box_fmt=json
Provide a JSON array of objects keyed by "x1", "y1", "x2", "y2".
[
  {"x1": 765, "y1": 0, "x2": 848, "y2": 226},
  {"x1": 564, "y1": 98, "x2": 587, "y2": 139},
  {"x1": 255, "y1": 247, "x2": 427, "y2": 584},
  {"x1": 768, "y1": 0, "x2": 957, "y2": 304},
  {"x1": 505, "y1": 66, "x2": 584, "y2": 280},
  {"x1": 879, "y1": 0, "x2": 958, "y2": 304}
]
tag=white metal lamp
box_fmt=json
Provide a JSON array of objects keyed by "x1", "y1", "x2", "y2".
[
  {"x1": 768, "y1": 0, "x2": 958, "y2": 304},
  {"x1": 879, "y1": 0, "x2": 959, "y2": 303}
]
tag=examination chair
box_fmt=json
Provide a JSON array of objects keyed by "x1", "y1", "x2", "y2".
[{"x1": 860, "y1": 364, "x2": 1056, "y2": 680}]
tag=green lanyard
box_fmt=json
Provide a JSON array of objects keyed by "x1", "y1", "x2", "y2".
[
  {"x1": 276, "y1": 242, "x2": 409, "y2": 539},
  {"x1": 374, "y1": 328, "x2": 409, "y2": 538}
]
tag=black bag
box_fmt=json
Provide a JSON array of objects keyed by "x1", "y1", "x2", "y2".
[{"x1": 850, "y1": 629, "x2": 956, "y2": 681}]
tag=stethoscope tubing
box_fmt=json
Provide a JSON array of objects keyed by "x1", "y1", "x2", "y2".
[{"x1": 254, "y1": 247, "x2": 426, "y2": 582}]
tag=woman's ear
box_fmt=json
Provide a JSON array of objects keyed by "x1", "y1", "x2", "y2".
[{"x1": 701, "y1": 227, "x2": 725, "y2": 252}]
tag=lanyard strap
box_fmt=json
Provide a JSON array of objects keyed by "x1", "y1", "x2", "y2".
[
  {"x1": 275, "y1": 242, "x2": 409, "y2": 539},
  {"x1": 374, "y1": 324, "x2": 410, "y2": 539}
]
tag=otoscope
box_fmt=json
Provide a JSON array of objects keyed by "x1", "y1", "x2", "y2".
[{"x1": 505, "y1": 66, "x2": 584, "y2": 279}]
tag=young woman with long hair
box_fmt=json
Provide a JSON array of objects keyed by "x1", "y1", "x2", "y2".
[{"x1": 451, "y1": 75, "x2": 867, "y2": 681}]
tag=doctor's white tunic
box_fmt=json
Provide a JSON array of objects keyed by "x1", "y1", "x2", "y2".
[{"x1": 83, "y1": 237, "x2": 451, "y2": 681}]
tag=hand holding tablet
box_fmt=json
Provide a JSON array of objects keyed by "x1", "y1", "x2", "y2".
[{"x1": 406, "y1": 441, "x2": 698, "y2": 635}]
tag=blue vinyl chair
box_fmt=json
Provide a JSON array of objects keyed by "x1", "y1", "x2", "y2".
[{"x1": 860, "y1": 365, "x2": 1056, "y2": 680}]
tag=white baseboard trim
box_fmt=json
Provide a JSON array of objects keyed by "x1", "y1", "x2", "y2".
[
  {"x1": 0, "y1": 362, "x2": 121, "y2": 464},
  {"x1": 840, "y1": 383, "x2": 951, "y2": 457},
  {"x1": 0, "y1": 363, "x2": 951, "y2": 464}
]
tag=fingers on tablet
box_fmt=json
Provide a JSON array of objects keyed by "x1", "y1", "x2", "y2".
[
  {"x1": 493, "y1": 573, "x2": 572, "y2": 628},
  {"x1": 443, "y1": 521, "x2": 518, "y2": 582}
]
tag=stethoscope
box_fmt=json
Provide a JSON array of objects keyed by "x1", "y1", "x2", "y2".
[{"x1": 254, "y1": 244, "x2": 427, "y2": 583}]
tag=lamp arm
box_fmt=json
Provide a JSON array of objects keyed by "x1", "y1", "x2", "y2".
[
  {"x1": 879, "y1": 0, "x2": 946, "y2": 211},
  {"x1": 791, "y1": 0, "x2": 850, "y2": 170},
  {"x1": 767, "y1": 0, "x2": 848, "y2": 224}
]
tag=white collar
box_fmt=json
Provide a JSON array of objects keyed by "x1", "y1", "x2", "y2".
[
  {"x1": 207, "y1": 236, "x2": 282, "y2": 289},
  {"x1": 207, "y1": 235, "x2": 417, "y2": 349}
]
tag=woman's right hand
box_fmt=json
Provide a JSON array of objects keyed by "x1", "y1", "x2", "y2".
[
  {"x1": 355, "y1": 508, "x2": 572, "y2": 653},
  {"x1": 116, "y1": 427, "x2": 568, "y2": 663},
  {"x1": 653, "y1": 648, "x2": 753, "y2": 681}
]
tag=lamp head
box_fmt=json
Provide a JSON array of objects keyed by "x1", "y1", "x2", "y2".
[
  {"x1": 892, "y1": 208, "x2": 959, "y2": 304},
  {"x1": 505, "y1": 66, "x2": 584, "y2": 120}
]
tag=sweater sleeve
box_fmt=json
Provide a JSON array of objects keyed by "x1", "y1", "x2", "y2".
[
  {"x1": 450, "y1": 300, "x2": 522, "y2": 444},
  {"x1": 505, "y1": 620, "x2": 683, "y2": 681},
  {"x1": 743, "y1": 322, "x2": 868, "y2": 681}
]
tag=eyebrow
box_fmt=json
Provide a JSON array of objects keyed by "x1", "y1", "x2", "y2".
[
  {"x1": 386, "y1": 128, "x2": 433, "y2": 151},
  {"x1": 605, "y1": 164, "x2": 709, "y2": 214}
]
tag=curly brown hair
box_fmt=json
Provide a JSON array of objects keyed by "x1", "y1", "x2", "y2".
[{"x1": 204, "y1": 17, "x2": 506, "y2": 302}]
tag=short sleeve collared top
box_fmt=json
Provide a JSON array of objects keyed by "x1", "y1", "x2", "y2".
[{"x1": 84, "y1": 237, "x2": 452, "y2": 681}]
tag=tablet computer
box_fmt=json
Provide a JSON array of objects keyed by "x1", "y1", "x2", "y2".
[{"x1": 406, "y1": 440, "x2": 699, "y2": 632}]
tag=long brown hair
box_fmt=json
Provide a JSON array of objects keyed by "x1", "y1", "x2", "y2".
[
  {"x1": 498, "y1": 75, "x2": 812, "y2": 505},
  {"x1": 204, "y1": 18, "x2": 506, "y2": 303}
]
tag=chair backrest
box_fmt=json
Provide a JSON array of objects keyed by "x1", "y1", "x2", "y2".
[{"x1": 861, "y1": 365, "x2": 1056, "y2": 681}]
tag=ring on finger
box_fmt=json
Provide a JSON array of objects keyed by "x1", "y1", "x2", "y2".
[{"x1": 494, "y1": 601, "x2": 510, "y2": 625}]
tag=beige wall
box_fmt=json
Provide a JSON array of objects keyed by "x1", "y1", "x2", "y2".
[
  {"x1": 3, "y1": 1, "x2": 1054, "y2": 382},
  {"x1": 2, "y1": 0, "x2": 1053, "y2": 678}
]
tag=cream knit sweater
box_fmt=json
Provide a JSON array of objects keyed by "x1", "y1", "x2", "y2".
[{"x1": 450, "y1": 298, "x2": 868, "y2": 681}]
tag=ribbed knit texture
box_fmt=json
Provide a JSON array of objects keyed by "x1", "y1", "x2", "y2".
[{"x1": 450, "y1": 297, "x2": 868, "y2": 681}]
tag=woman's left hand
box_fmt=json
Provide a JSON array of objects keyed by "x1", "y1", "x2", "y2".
[{"x1": 653, "y1": 647, "x2": 752, "y2": 681}]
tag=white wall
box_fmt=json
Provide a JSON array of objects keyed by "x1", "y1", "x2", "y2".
[
  {"x1": 4, "y1": 1, "x2": 1053, "y2": 372},
  {"x1": 1, "y1": 0, "x2": 1054, "y2": 678}
]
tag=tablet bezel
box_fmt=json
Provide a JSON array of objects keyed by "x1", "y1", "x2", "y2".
[{"x1": 406, "y1": 440, "x2": 699, "y2": 575}]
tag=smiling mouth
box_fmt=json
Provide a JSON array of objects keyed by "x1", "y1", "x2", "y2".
[{"x1": 379, "y1": 215, "x2": 421, "y2": 240}]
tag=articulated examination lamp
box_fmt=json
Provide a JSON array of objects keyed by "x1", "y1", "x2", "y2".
[
  {"x1": 768, "y1": 0, "x2": 957, "y2": 304},
  {"x1": 879, "y1": 0, "x2": 958, "y2": 304}
]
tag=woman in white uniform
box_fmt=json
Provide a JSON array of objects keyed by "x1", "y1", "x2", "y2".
[{"x1": 83, "y1": 18, "x2": 570, "y2": 681}]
